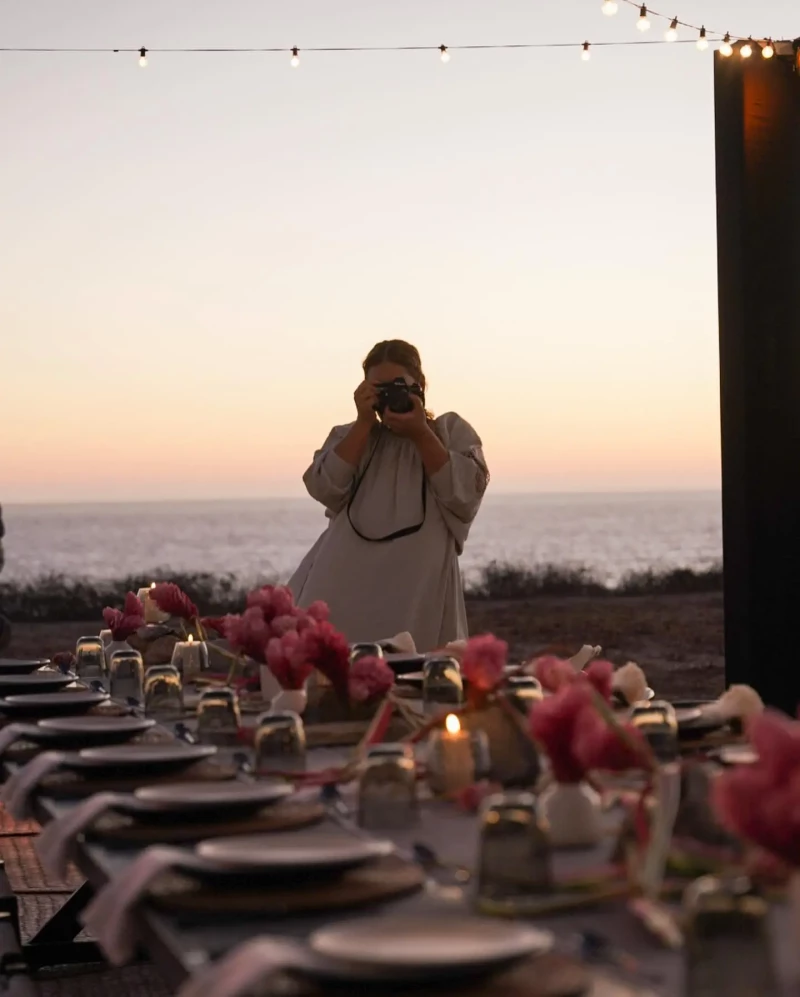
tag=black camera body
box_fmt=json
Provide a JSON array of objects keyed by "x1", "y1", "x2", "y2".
[{"x1": 374, "y1": 378, "x2": 424, "y2": 415}]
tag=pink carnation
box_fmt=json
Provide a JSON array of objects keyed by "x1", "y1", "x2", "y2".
[
  {"x1": 533, "y1": 655, "x2": 576, "y2": 693},
  {"x1": 224, "y1": 606, "x2": 272, "y2": 664},
  {"x1": 124, "y1": 592, "x2": 145, "y2": 618},
  {"x1": 102, "y1": 593, "x2": 145, "y2": 641},
  {"x1": 149, "y1": 583, "x2": 198, "y2": 621},
  {"x1": 299, "y1": 620, "x2": 350, "y2": 698},
  {"x1": 583, "y1": 659, "x2": 615, "y2": 702},
  {"x1": 348, "y1": 655, "x2": 395, "y2": 704},
  {"x1": 461, "y1": 634, "x2": 508, "y2": 693},
  {"x1": 306, "y1": 601, "x2": 330, "y2": 623},
  {"x1": 265, "y1": 631, "x2": 313, "y2": 690},
  {"x1": 246, "y1": 584, "x2": 296, "y2": 620}
]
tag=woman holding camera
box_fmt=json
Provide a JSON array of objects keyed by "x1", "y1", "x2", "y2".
[{"x1": 289, "y1": 340, "x2": 488, "y2": 651}]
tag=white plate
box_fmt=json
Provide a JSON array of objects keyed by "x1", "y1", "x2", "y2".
[
  {"x1": 310, "y1": 917, "x2": 553, "y2": 978},
  {"x1": 134, "y1": 781, "x2": 292, "y2": 812},
  {"x1": 714, "y1": 745, "x2": 758, "y2": 766},
  {"x1": 0, "y1": 659, "x2": 50, "y2": 675},
  {"x1": 73, "y1": 742, "x2": 216, "y2": 769},
  {"x1": 0, "y1": 691, "x2": 109, "y2": 714},
  {"x1": 196, "y1": 832, "x2": 393, "y2": 873},
  {"x1": 0, "y1": 673, "x2": 74, "y2": 695}
]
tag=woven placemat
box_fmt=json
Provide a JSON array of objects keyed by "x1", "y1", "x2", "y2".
[
  {"x1": 18, "y1": 893, "x2": 94, "y2": 943},
  {"x1": 0, "y1": 837, "x2": 84, "y2": 893},
  {"x1": 150, "y1": 853, "x2": 425, "y2": 916},
  {"x1": 37, "y1": 963, "x2": 171, "y2": 997},
  {"x1": 0, "y1": 806, "x2": 39, "y2": 836},
  {"x1": 39, "y1": 759, "x2": 237, "y2": 800},
  {"x1": 87, "y1": 800, "x2": 326, "y2": 846}
]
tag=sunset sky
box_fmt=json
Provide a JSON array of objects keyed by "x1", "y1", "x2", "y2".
[{"x1": 2, "y1": 1, "x2": 795, "y2": 503}]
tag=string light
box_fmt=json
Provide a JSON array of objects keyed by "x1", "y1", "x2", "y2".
[
  {"x1": 719, "y1": 34, "x2": 733, "y2": 57},
  {"x1": 762, "y1": 39, "x2": 775, "y2": 59},
  {"x1": 697, "y1": 27, "x2": 708, "y2": 52},
  {"x1": 581, "y1": 41, "x2": 591, "y2": 61},
  {"x1": 741, "y1": 39, "x2": 753, "y2": 58},
  {"x1": 665, "y1": 18, "x2": 678, "y2": 43},
  {"x1": 602, "y1": 0, "x2": 619, "y2": 14},
  {"x1": 439, "y1": 44, "x2": 450, "y2": 63},
  {"x1": 637, "y1": 6, "x2": 651, "y2": 32},
  {"x1": 138, "y1": 47, "x2": 147, "y2": 68},
  {"x1": 290, "y1": 46, "x2": 300, "y2": 67}
]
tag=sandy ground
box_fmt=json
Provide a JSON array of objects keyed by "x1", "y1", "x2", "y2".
[{"x1": 5, "y1": 592, "x2": 724, "y2": 700}]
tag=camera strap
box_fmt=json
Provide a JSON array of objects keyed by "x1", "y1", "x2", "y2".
[{"x1": 346, "y1": 434, "x2": 427, "y2": 543}]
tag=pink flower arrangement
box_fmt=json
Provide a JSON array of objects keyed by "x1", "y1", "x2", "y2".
[
  {"x1": 298, "y1": 620, "x2": 351, "y2": 697},
  {"x1": 150, "y1": 582, "x2": 198, "y2": 621},
  {"x1": 348, "y1": 655, "x2": 395, "y2": 704},
  {"x1": 461, "y1": 634, "x2": 508, "y2": 694},
  {"x1": 102, "y1": 592, "x2": 145, "y2": 641},
  {"x1": 532, "y1": 655, "x2": 615, "y2": 701},
  {"x1": 530, "y1": 676, "x2": 648, "y2": 784},
  {"x1": 265, "y1": 631, "x2": 314, "y2": 690},
  {"x1": 713, "y1": 710, "x2": 800, "y2": 868}
]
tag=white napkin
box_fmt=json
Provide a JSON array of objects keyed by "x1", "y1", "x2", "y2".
[
  {"x1": 640, "y1": 762, "x2": 682, "y2": 899},
  {"x1": 0, "y1": 725, "x2": 25, "y2": 758},
  {"x1": 569, "y1": 645, "x2": 602, "y2": 670},
  {"x1": 0, "y1": 751, "x2": 65, "y2": 819},
  {"x1": 177, "y1": 938, "x2": 302, "y2": 997},
  {"x1": 82, "y1": 846, "x2": 204, "y2": 965},
  {"x1": 37, "y1": 792, "x2": 127, "y2": 879},
  {"x1": 386, "y1": 632, "x2": 416, "y2": 655}
]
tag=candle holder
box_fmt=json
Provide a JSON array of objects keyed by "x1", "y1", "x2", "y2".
[
  {"x1": 108, "y1": 649, "x2": 145, "y2": 704},
  {"x1": 426, "y1": 714, "x2": 485, "y2": 796},
  {"x1": 143, "y1": 664, "x2": 183, "y2": 717},
  {"x1": 74, "y1": 636, "x2": 106, "y2": 680},
  {"x1": 683, "y1": 876, "x2": 778, "y2": 996},
  {"x1": 477, "y1": 791, "x2": 553, "y2": 902},
  {"x1": 504, "y1": 676, "x2": 544, "y2": 716},
  {"x1": 349, "y1": 643, "x2": 384, "y2": 663},
  {"x1": 631, "y1": 700, "x2": 679, "y2": 762},
  {"x1": 422, "y1": 656, "x2": 464, "y2": 715},
  {"x1": 170, "y1": 636, "x2": 209, "y2": 682},
  {"x1": 196, "y1": 687, "x2": 241, "y2": 744},
  {"x1": 253, "y1": 710, "x2": 306, "y2": 773},
  {"x1": 137, "y1": 584, "x2": 170, "y2": 625},
  {"x1": 357, "y1": 743, "x2": 418, "y2": 830}
]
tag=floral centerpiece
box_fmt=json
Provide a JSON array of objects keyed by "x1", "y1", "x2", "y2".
[{"x1": 101, "y1": 592, "x2": 145, "y2": 662}]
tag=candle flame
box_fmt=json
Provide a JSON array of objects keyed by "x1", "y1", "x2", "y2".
[
  {"x1": 445, "y1": 713, "x2": 461, "y2": 734},
  {"x1": 149, "y1": 581, "x2": 156, "y2": 589},
  {"x1": 188, "y1": 634, "x2": 194, "y2": 643}
]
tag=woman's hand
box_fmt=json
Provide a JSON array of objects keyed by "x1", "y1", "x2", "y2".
[
  {"x1": 382, "y1": 393, "x2": 429, "y2": 441},
  {"x1": 353, "y1": 381, "x2": 378, "y2": 427}
]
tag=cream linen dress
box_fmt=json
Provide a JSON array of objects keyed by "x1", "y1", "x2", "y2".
[{"x1": 289, "y1": 413, "x2": 488, "y2": 651}]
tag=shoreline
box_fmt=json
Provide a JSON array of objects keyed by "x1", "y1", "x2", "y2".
[{"x1": 6, "y1": 591, "x2": 724, "y2": 701}]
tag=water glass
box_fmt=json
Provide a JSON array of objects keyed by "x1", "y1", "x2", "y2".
[
  {"x1": 196, "y1": 687, "x2": 241, "y2": 744},
  {"x1": 477, "y1": 791, "x2": 553, "y2": 902},
  {"x1": 74, "y1": 636, "x2": 106, "y2": 681},
  {"x1": 349, "y1": 642, "x2": 384, "y2": 663},
  {"x1": 505, "y1": 676, "x2": 544, "y2": 716},
  {"x1": 143, "y1": 664, "x2": 183, "y2": 717},
  {"x1": 422, "y1": 656, "x2": 464, "y2": 715},
  {"x1": 358, "y1": 743, "x2": 418, "y2": 830},
  {"x1": 253, "y1": 711, "x2": 306, "y2": 773},
  {"x1": 108, "y1": 649, "x2": 145, "y2": 704},
  {"x1": 631, "y1": 700, "x2": 679, "y2": 761}
]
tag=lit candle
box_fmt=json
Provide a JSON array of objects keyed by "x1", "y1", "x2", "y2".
[
  {"x1": 137, "y1": 582, "x2": 169, "y2": 625},
  {"x1": 170, "y1": 633, "x2": 209, "y2": 681},
  {"x1": 427, "y1": 713, "x2": 475, "y2": 796}
]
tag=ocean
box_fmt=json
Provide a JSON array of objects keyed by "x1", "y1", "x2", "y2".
[{"x1": 1, "y1": 492, "x2": 722, "y2": 588}]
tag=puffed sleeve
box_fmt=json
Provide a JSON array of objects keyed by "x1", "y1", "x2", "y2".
[
  {"x1": 302, "y1": 424, "x2": 359, "y2": 514},
  {"x1": 428, "y1": 413, "x2": 489, "y2": 537}
]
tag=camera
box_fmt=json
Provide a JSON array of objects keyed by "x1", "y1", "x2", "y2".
[{"x1": 374, "y1": 378, "x2": 424, "y2": 415}]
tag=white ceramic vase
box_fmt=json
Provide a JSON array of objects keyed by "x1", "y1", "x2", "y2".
[
  {"x1": 104, "y1": 639, "x2": 132, "y2": 669},
  {"x1": 540, "y1": 781, "x2": 603, "y2": 848},
  {"x1": 270, "y1": 688, "x2": 308, "y2": 715}
]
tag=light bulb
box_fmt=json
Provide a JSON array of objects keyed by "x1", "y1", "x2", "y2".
[
  {"x1": 741, "y1": 40, "x2": 753, "y2": 58},
  {"x1": 697, "y1": 27, "x2": 708, "y2": 51},
  {"x1": 439, "y1": 44, "x2": 450, "y2": 63},
  {"x1": 581, "y1": 41, "x2": 591, "y2": 61},
  {"x1": 138, "y1": 47, "x2": 148, "y2": 68},
  {"x1": 601, "y1": 0, "x2": 618, "y2": 15},
  {"x1": 637, "y1": 6, "x2": 650, "y2": 32},
  {"x1": 762, "y1": 39, "x2": 775, "y2": 59},
  {"x1": 665, "y1": 18, "x2": 678, "y2": 42},
  {"x1": 290, "y1": 46, "x2": 300, "y2": 67},
  {"x1": 719, "y1": 34, "x2": 733, "y2": 57}
]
